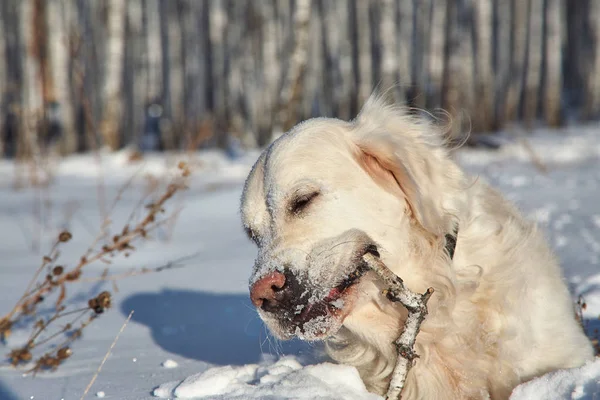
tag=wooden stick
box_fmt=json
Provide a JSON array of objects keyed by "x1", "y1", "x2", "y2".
[{"x1": 362, "y1": 253, "x2": 434, "y2": 400}]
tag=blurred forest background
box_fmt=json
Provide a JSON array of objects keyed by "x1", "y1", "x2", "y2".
[{"x1": 0, "y1": 0, "x2": 599, "y2": 158}]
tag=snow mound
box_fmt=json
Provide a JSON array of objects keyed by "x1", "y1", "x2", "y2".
[
  {"x1": 153, "y1": 356, "x2": 382, "y2": 399},
  {"x1": 510, "y1": 358, "x2": 600, "y2": 400}
]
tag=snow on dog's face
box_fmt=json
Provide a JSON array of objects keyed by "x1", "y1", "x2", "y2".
[{"x1": 241, "y1": 98, "x2": 462, "y2": 341}]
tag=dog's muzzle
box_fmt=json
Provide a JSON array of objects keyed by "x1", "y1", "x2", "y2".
[{"x1": 249, "y1": 241, "x2": 379, "y2": 335}]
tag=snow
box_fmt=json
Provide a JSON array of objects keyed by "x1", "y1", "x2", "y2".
[
  {"x1": 152, "y1": 356, "x2": 381, "y2": 399},
  {"x1": 161, "y1": 359, "x2": 178, "y2": 369},
  {"x1": 509, "y1": 359, "x2": 600, "y2": 400},
  {"x1": 0, "y1": 125, "x2": 598, "y2": 399}
]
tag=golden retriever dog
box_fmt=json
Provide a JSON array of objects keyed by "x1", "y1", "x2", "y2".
[{"x1": 240, "y1": 96, "x2": 594, "y2": 399}]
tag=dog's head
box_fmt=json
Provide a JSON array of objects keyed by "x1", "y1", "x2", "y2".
[{"x1": 241, "y1": 97, "x2": 465, "y2": 341}]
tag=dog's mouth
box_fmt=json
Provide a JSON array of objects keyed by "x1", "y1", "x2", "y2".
[{"x1": 288, "y1": 263, "x2": 370, "y2": 339}]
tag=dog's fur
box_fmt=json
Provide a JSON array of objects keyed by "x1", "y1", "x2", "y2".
[{"x1": 240, "y1": 96, "x2": 594, "y2": 399}]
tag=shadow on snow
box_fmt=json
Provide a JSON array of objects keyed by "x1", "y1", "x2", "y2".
[{"x1": 120, "y1": 288, "x2": 316, "y2": 365}]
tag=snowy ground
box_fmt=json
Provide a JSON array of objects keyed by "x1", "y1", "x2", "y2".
[{"x1": 0, "y1": 125, "x2": 598, "y2": 400}]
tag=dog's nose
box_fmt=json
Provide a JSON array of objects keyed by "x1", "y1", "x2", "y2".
[{"x1": 250, "y1": 271, "x2": 287, "y2": 312}]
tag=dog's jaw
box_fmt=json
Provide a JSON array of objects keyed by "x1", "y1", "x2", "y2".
[{"x1": 257, "y1": 269, "x2": 365, "y2": 341}]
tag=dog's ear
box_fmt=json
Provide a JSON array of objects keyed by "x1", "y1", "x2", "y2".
[{"x1": 352, "y1": 96, "x2": 465, "y2": 237}]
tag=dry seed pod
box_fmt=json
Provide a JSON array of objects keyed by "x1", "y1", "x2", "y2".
[
  {"x1": 65, "y1": 270, "x2": 81, "y2": 281},
  {"x1": 9, "y1": 348, "x2": 32, "y2": 366},
  {"x1": 57, "y1": 347, "x2": 72, "y2": 360},
  {"x1": 58, "y1": 231, "x2": 72, "y2": 242}
]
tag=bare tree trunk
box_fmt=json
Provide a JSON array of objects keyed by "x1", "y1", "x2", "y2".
[
  {"x1": 159, "y1": 0, "x2": 184, "y2": 150},
  {"x1": 584, "y1": 1, "x2": 600, "y2": 119},
  {"x1": 255, "y1": 0, "x2": 278, "y2": 145},
  {"x1": 428, "y1": 0, "x2": 447, "y2": 109},
  {"x1": 145, "y1": 0, "x2": 163, "y2": 103},
  {"x1": 180, "y1": 0, "x2": 207, "y2": 149},
  {"x1": 336, "y1": 0, "x2": 355, "y2": 120},
  {"x1": 19, "y1": 0, "x2": 43, "y2": 161},
  {"x1": 100, "y1": 0, "x2": 126, "y2": 150},
  {"x1": 412, "y1": 0, "x2": 431, "y2": 109},
  {"x1": 274, "y1": 0, "x2": 311, "y2": 134},
  {"x1": 379, "y1": 0, "x2": 398, "y2": 101},
  {"x1": 493, "y1": 0, "x2": 512, "y2": 129},
  {"x1": 443, "y1": 0, "x2": 475, "y2": 138},
  {"x1": 0, "y1": 1, "x2": 6, "y2": 109},
  {"x1": 396, "y1": 0, "x2": 413, "y2": 103},
  {"x1": 303, "y1": 0, "x2": 322, "y2": 118},
  {"x1": 523, "y1": 0, "x2": 543, "y2": 128},
  {"x1": 225, "y1": 0, "x2": 248, "y2": 142},
  {"x1": 565, "y1": 1, "x2": 585, "y2": 115},
  {"x1": 208, "y1": 0, "x2": 228, "y2": 147},
  {"x1": 237, "y1": 2, "x2": 261, "y2": 147},
  {"x1": 84, "y1": 0, "x2": 106, "y2": 141},
  {"x1": 473, "y1": 0, "x2": 494, "y2": 132},
  {"x1": 46, "y1": 0, "x2": 76, "y2": 154},
  {"x1": 0, "y1": 1, "x2": 7, "y2": 156},
  {"x1": 504, "y1": 0, "x2": 528, "y2": 123},
  {"x1": 355, "y1": 0, "x2": 372, "y2": 107},
  {"x1": 318, "y1": 0, "x2": 333, "y2": 116},
  {"x1": 543, "y1": 0, "x2": 564, "y2": 127},
  {"x1": 126, "y1": 0, "x2": 146, "y2": 148}
]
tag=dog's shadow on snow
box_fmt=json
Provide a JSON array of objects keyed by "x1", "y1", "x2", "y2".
[{"x1": 121, "y1": 289, "x2": 315, "y2": 365}]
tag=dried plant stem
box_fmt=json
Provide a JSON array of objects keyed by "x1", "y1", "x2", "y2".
[
  {"x1": 510, "y1": 127, "x2": 548, "y2": 174},
  {"x1": 362, "y1": 253, "x2": 434, "y2": 400},
  {"x1": 80, "y1": 311, "x2": 133, "y2": 400},
  {"x1": 4, "y1": 178, "x2": 186, "y2": 321},
  {"x1": 79, "y1": 252, "x2": 199, "y2": 283}
]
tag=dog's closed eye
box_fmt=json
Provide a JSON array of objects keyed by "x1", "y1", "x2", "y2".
[{"x1": 289, "y1": 191, "x2": 320, "y2": 215}]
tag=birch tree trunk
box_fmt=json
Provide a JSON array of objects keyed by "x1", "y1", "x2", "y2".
[
  {"x1": 225, "y1": 0, "x2": 247, "y2": 141},
  {"x1": 303, "y1": 0, "x2": 322, "y2": 118},
  {"x1": 0, "y1": 1, "x2": 6, "y2": 114},
  {"x1": 100, "y1": 0, "x2": 126, "y2": 150},
  {"x1": 443, "y1": 0, "x2": 474, "y2": 138},
  {"x1": 473, "y1": 0, "x2": 493, "y2": 132},
  {"x1": 396, "y1": 0, "x2": 413, "y2": 104},
  {"x1": 543, "y1": 0, "x2": 564, "y2": 127},
  {"x1": 428, "y1": 0, "x2": 447, "y2": 109},
  {"x1": 316, "y1": 0, "x2": 332, "y2": 117},
  {"x1": 274, "y1": 0, "x2": 311, "y2": 134},
  {"x1": 564, "y1": 0, "x2": 585, "y2": 112},
  {"x1": 0, "y1": 1, "x2": 7, "y2": 156},
  {"x1": 84, "y1": 0, "x2": 106, "y2": 137},
  {"x1": 493, "y1": 0, "x2": 512, "y2": 129},
  {"x1": 584, "y1": 1, "x2": 600, "y2": 119},
  {"x1": 379, "y1": 0, "x2": 398, "y2": 101},
  {"x1": 46, "y1": 0, "x2": 76, "y2": 154},
  {"x1": 255, "y1": 0, "x2": 278, "y2": 145},
  {"x1": 355, "y1": 0, "x2": 372, "y2": 107},
  {"x1": 19, "y1": 0, "x2": 44, "y2": 161},
  {"x1": 145, "y1": 0, "x2": 163, "y2": 103},
  {"x1": 209, "y1": 0, "x2": 228, "y2": 147},
  {"x1": 180, "y1": 0, "x2": 207, "y2": 149},
  {"x1": 504, "y1": 0, "x2": 529, "y2": 122},
  {"x1": 523, "y1": 0, "x2": 543, "y2": 128},
  {"x1": 336, "y1": 0, "x2": 355, "y2": 120},
  {"x1": 125, "y1": 0, "x2": 146, "y2": 148},
  {"x1": 412, "y1": 0, "x2": 431, "y2": 109},
  {"x1": 159, "y1": 0, "x2": 184, "y2": 149}
]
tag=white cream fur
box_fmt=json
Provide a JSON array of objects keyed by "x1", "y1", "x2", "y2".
[{"x1": 240, "y1": 96, "x2": 594, "y2": 399}]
